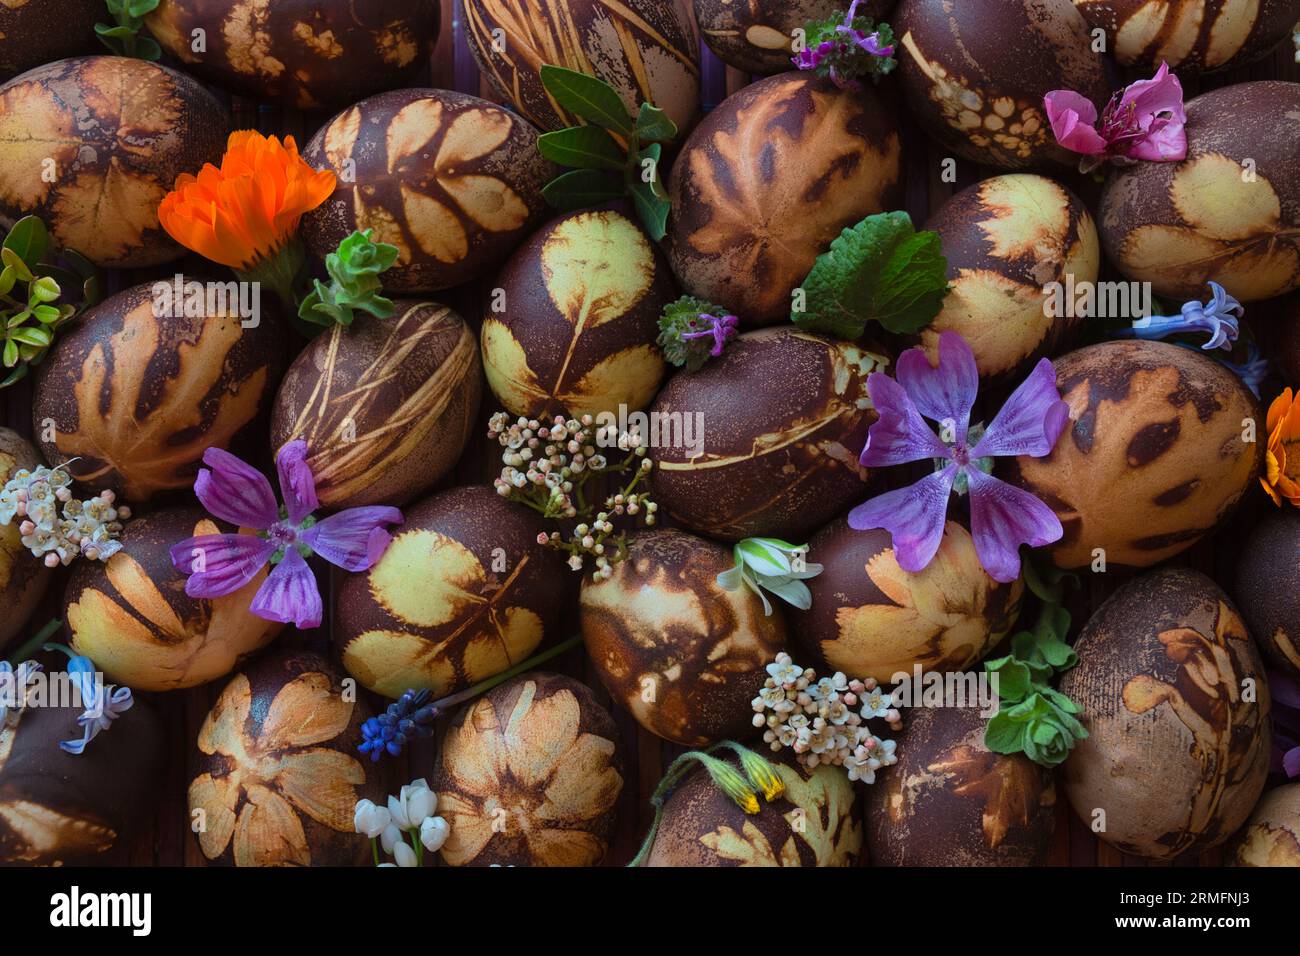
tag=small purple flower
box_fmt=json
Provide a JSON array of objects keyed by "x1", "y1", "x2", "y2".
[
  {"x1": 848, "y1": 332, "x2": 1068, "y2": 584},
  {"x1": 792, "y1": 0, "x2": 893, "y2": 89},
  {"x1": 1271, "y1": 670, "x2": 1300, "y2": 779},
  {"x1": 1046, "y1": 62, "x2": 1187, "y2": 172},
  {"x1": 1117, "y1": 281, "x2": 1242, "y2": 351},
  {"x1": 359, "y1": 688, "x2": 440, "y2": 762},
  {"x1": 170, "y1": 441, "x2": 403, "y2": 629},
  {"x1": 680, "y1": 312, "x2": 739, "y2": 357}
]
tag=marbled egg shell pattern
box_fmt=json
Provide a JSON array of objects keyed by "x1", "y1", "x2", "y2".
[{"x1": 1231, "y1": 783, "x2": 1300, "y2": 866}]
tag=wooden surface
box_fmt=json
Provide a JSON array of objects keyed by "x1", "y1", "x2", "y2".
[{"x1": 2, "y1": 0, "x2": 1297, "y2": 867}]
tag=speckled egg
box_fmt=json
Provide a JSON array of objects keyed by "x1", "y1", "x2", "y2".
[
  {"x1": 333, "y1": 486, "x2": 567, "y2": 699},
  {"x1": 1230, "y1": 783, "x2": 1300, "y2": 866},
  {"x1": 145, "y1": 0, "x2": 439, "y2": 108},
  {"x1": 0, "y1": 428, "x2": 51, "y2": 646},
  {"x1": 271, "y1": 302, "x2": 482, "y2": 510},
  {"x1": 1006, "y1": 340, "x2": 1261, "y2": 570},
  {"x1": 432, "y1": 672, "x2": 623, "y2": 867},
  {"x1": 1060, "y1": 568, "x2": 1271, "y2": 860},
  {"x1": 31, "y1": 280, "x2": 287, "y2": 504},
  {"x1": 866, "y1": 701, "x2": 1056, "y2": 866},
  {"x1": 790, "y1": 520, "x2": 1022, "y2": 685},
  {"x1": 301, "y1": 89, "x2": 554, "y2": 294},
  {"x1": 1234, "y1": 509, "x2": 1300, "y2": 679},
  {"x1": 645, "y1": 749, "x2": 862, "y2": 866},
  {"x1": 189, "y1": 650, "x2": 383, "y2": 867},
  {"x1": 482, "y1": 208, "x2": 673, "y2": 420},
  {"x1": 0, "y1": 56, "x2": 229, "y2": 268},
  {"x1": 63, "y1": 507, "x2": 283, "y2": 692},
  {"x1": 922, "y1": 174, "x2": 1100, "y2": 382},
  {"x1": 1074, "y1": 0, "x2": 1300, "y2": 74},
  {"x1": 649, "y1": 328, "x2": 888, "y2": 542},
  {"x1": 1100, "y1": 81, "x2": 1300, "y2": 302},
  {"x1": 0, "y1": 0, "x2": 98, "y2": 80},
  {"x1": 581, "y1": 528, "x2": 787, "y2": 746},
  {"x1": 894, "y1": 0, "x2": 1109, "y2": 169},
  {"x1": 463, "y1": 0, "x2": 700, "y2": 133},
  {"x1": 695, "y1": 0, "x2": 887, "y2": 75},
  {"x1": 666, "y1": 71, "x2": 901, "y2": 326}
]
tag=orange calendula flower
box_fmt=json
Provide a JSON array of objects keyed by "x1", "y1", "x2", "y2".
[{"x1": 1262, "y1": 387, "x2": 1300, "y2": 507}]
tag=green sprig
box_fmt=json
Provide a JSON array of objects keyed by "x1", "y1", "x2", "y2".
[
  {"x1": 297, "y1": 229, "x2": 399, "y2": 329},
  {"x1": 96, "y1": 0, "x2": 162, "y2": 61},
  {"x1": 656, "y1": 296, "x2": 733, "y2": 371},
  {"x1": 798, "y1": 14, "x2": 897, "y2": 88}
]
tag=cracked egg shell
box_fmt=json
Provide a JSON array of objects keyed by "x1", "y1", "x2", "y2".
[
  {"x1": 1005, "y1": 340, "x2": 1261, "y2": 570},
  {"x1": 271, "y1": 302, "x2": 482, "y2": 510},
  {"x1": 895, "y1": 0, "x2": 1109, "y2": 169},
  {"x1": 866, "y1": 701, "x2": 1056, "y2": 866},
  {"x1": 188, "y1": 649, "x2": 383, "y2": 867},
  {"x1": 62, "y1": 507, "x2": 283, "y2": 692},
  {"x1": 648, "y1": 328, "x2": 888, "y2": 542},
  {"x1": 301, "y1": 89, "x2": 554, "y2": 294},
  {"x1": 1230, "y1": 783, "x2": 1300, "y2": 866},
  {"x1": 31, "y1": 279, "x2": 288, "y2": 504},
  {"x1": 693, "y1": 0, "x2": 891, "y2": 75},
  {"x1": 0, "y1": 429, "x2": 52, "y2": 646},
  {"x1": 145, "y1": 0, "x2": 439, "y2": 108},
  {"x1": 432, "y1": 672, "x2": 623, "y2": 866},
  {"x1": 1073, "y1": 0, "x2": 1300, "y2": 74},
  {"x1": 334, "y1": 486, "x2": 567, "y2": 699},
  {"x1": 1059, "y1": 568, "x2": 1271, "y2": 860},
  {"x1": 580, "y1": 528, "x2": 787, "y2": 746},
  {"x1": 0, "y1": 0, "x2": 98, "y2": 80},
  {"x1": 666, "y1": 71, "x2": 901, "y2": 326},
  {"x1": 645, "y1": 749, "x2": 862, "y2": 866},
  {"x1": 1100, "y1": 81, "x2": 1300, "y2": 302},
  {"x1": 0, "y1": 692, "x2": 164, "y2": 865},
  {"x1": 921, "y1": 174, "x2": 1100, "y2": 382},
  {"x1": 789, "y1": 519, "x2": 1022, "y2": 685},
  {"x1": 1234, "y1": 510, "x2": 1300, "y2": 679},
  {"x1": 463, "y1": 0, "x2": 700, "y2": 134},
  {"x1": 0, "y1": 55, "x2": 229, "y2": 268},
  {"x1": 482, "y1": 207, "x2": 673, "y2": 420}
]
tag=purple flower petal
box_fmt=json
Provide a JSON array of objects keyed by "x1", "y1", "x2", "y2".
[
  {"x1": 971, "y1": 358, "x2": 1070, "y2": 460},
  {"x1": 847, "y1": 464, "x2": 957, "y2": 573},
  {"x1": 1044, "y1": 90, "x2": 1107, "y2": 155},
  {"x1": 860, "y1": 372, "x2": 951, "y2": 467},
  {"x1": 196, "y1": 447, "x2": 278, "y2": 529},
  {"x1": 250, "y1": 547, "x2": 323, "y2": 629},
  {"x1": 301, "y1": 506, "x2": 403, "y2": 572},
  {"x1": 276, "y1": 440, "x2": 319, "y2": 526},
  {"x1": 966, "y1": 469, "x2": 1063, "y2": 583},
  {"x1": 896, "y1": 332, "x2": 979, "y2": 444},
  {"x1": 1121, "y1": 62, "x2": 1186, "y2": 126},
  {"x1": 1284, "y1": 745, "x2": 1300, "y2": 780},
  {"x1": 170, "y1": 533, "x2": 275, "y2": 599}
]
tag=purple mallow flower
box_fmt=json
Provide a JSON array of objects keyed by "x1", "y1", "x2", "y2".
[
  {"x1": 848, "y1": 332, "x2": 1068, "y2": 584},
  {"x1": 1117, "y1": 281, "x2": 1242, "y2": 351},
  {"x1": 681, "y1": 312, "x2": 739, "y2": 357},
  {"x1": 170, "y1": 441, "x2": 402, "y2": 629}
]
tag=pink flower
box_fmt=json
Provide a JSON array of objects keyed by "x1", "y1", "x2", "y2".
[{"x1": 1045, "y1": 63, "x2": 1187, "y2": 172}]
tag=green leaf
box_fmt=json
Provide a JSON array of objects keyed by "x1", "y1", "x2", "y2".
[
  {"x1": 986, "y1": 657, "x2": 1033, "y2": 702},
  {"x1": 9, "y1": 325, "x2": 52, "y2": 347},
  {"x1": 541, "y1": 169, "x2": 625, "y2": 212},
  {"x1": 4, "y1": 216, "x2": 48, "y2": 270},
  {"x1": 2, "y1": 338, "x2": 17, "y2": 368},
  {"x1": 634, "y1": 102, "x2": 678, "y2": 143},
  {"x1": 628, "y1": 144, "x2": 670, "y2": 240},
  {"x1": 0, "y1": 248, "x2": 32, "y2": 283},
  {"x1": 0, "y1": 362, "x2": 28, "y2": 388},
  {"x1": 137, "y1": 35, "x2": 163, "y2": 62},
  {"x1": 127, "y1": 0, "x2": 160, "y2": 17},
  {"x1": 539, "y1": 65, "x2": 633, "y2": 136},
  {"x1": 95, "y1": 23, "x2": 135, "y2": 39},
  {"x1": 537, "y1": 126, "x2": 627, "y2": 171},
  {"x1": 29, "y1": 276, "x2": 61, "y2": 303},
  {"x1": 984, "y1": 713, "x2": 1025, "y2": 755}
]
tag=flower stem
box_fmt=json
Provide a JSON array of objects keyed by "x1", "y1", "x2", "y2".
[
  {"x1": 8, "y1": 619, "x2": 63, "y2": 663},
  {"x1": 433, "y1": 634, "x2": 584, "y2": 714},
  {"x1": 371, "y1": 837, "x2": 380, "y2": 867}
]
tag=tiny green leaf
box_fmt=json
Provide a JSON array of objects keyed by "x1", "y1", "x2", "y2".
[
  {"x1": 537, "y1": 126, "x2": 627, "y2": 171},
  {"x1": 539, "y1": 65, "x2": 633, "y2": 136},
  {"x1": 634, "y1": 102, "x2": 678, "y2": 143}
]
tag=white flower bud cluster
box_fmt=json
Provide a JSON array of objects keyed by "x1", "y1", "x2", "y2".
[{"x1": 0, "y1": 465, "x2": 130, "y2": 568}]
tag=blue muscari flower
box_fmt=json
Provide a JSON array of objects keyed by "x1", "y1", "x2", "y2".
[
  {"x1": 1117, "y1": 281, "x2": 1242, "y2": 351},
  {"x1": 359, "y1": 688, "x2": 439, "y2": 762},
  {"x1": 1176, "y1": 339, "x2": 1269, "y2": 398}
]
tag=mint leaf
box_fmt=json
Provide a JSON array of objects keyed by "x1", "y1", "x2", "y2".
[
  {"x1": 537, "y1": 126, "x2": 627, "y2": 171},
  {"x1": 542, "y1": 169, "x2": 625, "y2": 212},
  {"x1": 539, "y1": 65, "x2": 633, "y2": 136},
  {"x1": 984, "y1": 713, "x2": 1025, "y2": 754}
]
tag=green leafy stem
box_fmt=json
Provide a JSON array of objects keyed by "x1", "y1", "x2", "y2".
[
  {"x1": 96, "y1": 0, "x2": 162, "y2": 61},
  {"x1": 297, "y1": 229, "x2": 399, "y2": 329}
]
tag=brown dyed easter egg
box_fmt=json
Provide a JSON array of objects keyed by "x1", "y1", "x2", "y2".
[
  {"x1": 271, "y1": 302, "x2": 482, "y2": 510},
  {"x1": 1100, "y1": 81, "x2": 1300, "y2": 302},
  {"x1": 666, "y1": 71, "x2": 902, "y2": 326},
  {"x1": 463, "y1": 0, "x2": 700, "y2": 133},
  {"x1": 145, "y1": 0, "x2": 439, "y2": 108},
  {"x1": 482, "y1": 208, "x2": 673, "y2": 420},
  {"x1": 1234, "y1": 509, "x2": 1300, "y2": 679},
  {"x1": 0, "y1": 0, "x2": 98, "y2": 80},
  {"x1": 866, "y1": 701, "x2": 1056, "y2": 866},
  {"x1": 580, "y1": 528, "x2": 787, "y2": 746},
  {"x1": 432, "y1": 672, "x2": 623, "y2": 867},
  {"x1": 922, "y1": 174, "x2": 1100, "y2": 382},
  {"x1": 63, "y1": 507, "x2": 282, "y2": 692},
  {"x1": 301, "y1": 89, "x2": 554, "y2": 294},
  {"x1": 1006, "y1": 340, "x2": 1261, "y2": 570},
  {"x1": 1278, "y1": 293, "x2": 1300, "y2": 383},
  {"x1": 694, "y1": 0, "x2": 878, "y2": 75},
  {"x1": 333, "y1": 486, "x2": 567, "y2": 699},
  {"x1": 0, "y1": 428, "x2": 51, "y2": 645},
  {"x1": 31, "y1": 279, "x2": 287, "y2": 504},
  {"x1": 0, "y1": 56, "x2": 229, "y2": 267},
  {"x1": 894, "y1": 0, "x2": 1109, "y2": 169},
  {"x1": 790, "y1": 520, "x2": 1022, "y2": 685},
  {"x1": 1230, "y1": 783, "x2": 1300, "y2": 866},
  {"x1": 648, "y1": 328, "x2": 888, "y2": 542}
]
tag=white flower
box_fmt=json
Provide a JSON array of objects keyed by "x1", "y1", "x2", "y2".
[
  {"x1": 388, "y1": 778, "x2": 437, "y2": 829},
  {"x1": 381, "y1": 823, "x2": 402, "y2": 854},
  {"x1": 859, "y1": 687, "x2": 894, "y2": 720},
  {"x1": 871, "y1": 737, "x2": 898, "y2": 768},
  {"x1": 420, "y1": 816, "x2": 450, "y2": 853},
  {"x1": 765, "y1": 657, "x2": 803, "y2": 686},
  {"x1": 392, "y1": 841, "x2": 418, "y2": 867},
  {"x1": 353, "y1": 799, "x2": 391, "y2": 838}
]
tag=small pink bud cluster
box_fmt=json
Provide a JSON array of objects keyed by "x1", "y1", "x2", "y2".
[{"x1": 0, "y1": 465, "x2": 129, "y2": 567}]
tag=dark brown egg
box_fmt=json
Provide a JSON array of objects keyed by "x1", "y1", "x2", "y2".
[
  {"x1": 463, "y1": 0, "x2": 700, "y2": 133},
  {"x1": 1060, "y1": 568, "x2": 1271, "y2": 860},
  {"x1": 271, "y1": 302, "x2": 482, "y2": 510},
  {"x1": 31, "y1": 279, "x2": 287, "y2": 504},
  {"x1": 866, "y1": 702, "x2": 1056, "y2": 865},
  {"x1": 1230, "y1": 783, "x2": 1300, "y2": 866},
  {"x1": 666, "y1": 71, "x2": 901, "y2": 326},
  {"x1": 790, "y1": 519, "x2": 1022, "y2": 684},
  {"x1": 1277, "y1": 293, "x2": 1300, "y2": 383},
  {"x1": 649, "y1": 327, "x2": 888, "y2": 542},
  {"x1": 334, "y1": 486, "x2": 568, "y2": 699},
  {"x1": 432, "y1": 672, "x2": 623, "y2": 866},
  {"x1": 1100, "y1": 81, "x2": 1300, "y2": 302},
  {"x1": 695, "y1": 0, "x2": 871, "y2": 75},
  {"x1": 482, "y1": 208, "x2": 673, "y2": 420},
  {"x1": 1006, "y1": 340, "x2": 1261, "y2": 570},
  {"x1": 189, "y1": 649, "x2": 383, "y2": 866},
  {"x1": 894, "y1": 0, "x2": 1109, "y2": 169},
  {"x1": 0, "y1": 0, "x2": 98, "y2": 79},
  {"x1": 645, "y1": 749, "x2": 862, "y2": 866},
  {"x1": 921, "y1": 174, "x2": 1099, "y2": 382},
  {"x1": 0, "y1": 428, "x2": 52, "y2": 645},
  {"x1": 1234, "y1": 509, "x2": 1300, "y2": 680},
  {"x1": 145, "y1": 0, "x2": 439, "y2": 108},
  {"x1": 580, "y1": 528, "x2": 787, "y2": 746},
  {"x1": 301, "y1": 89, "x2": 554, "y2": 294},
  {"x1": 0, "y1": 56, "x2": 229, "y2": 268},
  {"x1": 63, "y1": 507, "x2": 283, "y2": 692}
]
